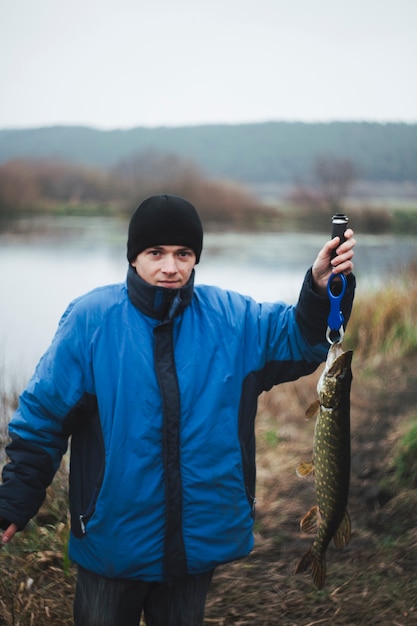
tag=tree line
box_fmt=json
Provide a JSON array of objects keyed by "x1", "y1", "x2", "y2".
[{"x1": 0, "y1": 122, "x2": 416, "y2": 184}]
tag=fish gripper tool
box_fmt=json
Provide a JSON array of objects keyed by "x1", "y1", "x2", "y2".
[{"x1": 326, "y1": 273, "x2": 347, "y2": 344}]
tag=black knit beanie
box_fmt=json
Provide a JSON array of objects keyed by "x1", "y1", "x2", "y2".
[{"x1": 127, "y1": 194, "x2": 204, "y2": 264}]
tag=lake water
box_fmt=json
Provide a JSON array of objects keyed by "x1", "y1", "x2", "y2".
[{"x1": 1, "y1": 216, "x2": 417, "y2": 389}]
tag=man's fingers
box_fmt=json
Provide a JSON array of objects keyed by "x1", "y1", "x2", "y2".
[{"x1": 1, "y1": 523, "x2": 18, "y2": 545}]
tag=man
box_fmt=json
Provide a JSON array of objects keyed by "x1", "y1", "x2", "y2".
[{"x1": 0, "y1": 194, "x2": 356, "y2": 625}]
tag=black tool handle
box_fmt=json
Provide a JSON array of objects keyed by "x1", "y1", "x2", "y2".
[{"x1": 331, "y1": 213, "x2": 349, "y2": 259}]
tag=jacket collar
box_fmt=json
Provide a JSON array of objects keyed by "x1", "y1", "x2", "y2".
[{"x1": 126, "y1": 264, "x2": 195, "y2": 321}]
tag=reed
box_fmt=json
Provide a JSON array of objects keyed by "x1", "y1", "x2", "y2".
[{"x1": 345, "y1": 260, "x2": 417, "y2": 359}]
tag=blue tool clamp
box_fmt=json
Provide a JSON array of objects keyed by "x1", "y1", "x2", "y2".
[{"x1": 326, "y1": 273, "x2": 347, "y2": 344}]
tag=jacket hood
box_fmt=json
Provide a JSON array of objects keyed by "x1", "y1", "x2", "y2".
[{"x1": 126, "y1": 264, "x2": 195, "y2": 321}]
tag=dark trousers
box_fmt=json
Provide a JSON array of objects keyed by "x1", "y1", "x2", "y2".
[{"x1": 74, "y1": 566, "x2": 214, "y2": 626}]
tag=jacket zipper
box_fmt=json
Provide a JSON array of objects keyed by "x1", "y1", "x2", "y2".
[{"x1": 79, "y1": 514, "x2": 86, "y2": 534}]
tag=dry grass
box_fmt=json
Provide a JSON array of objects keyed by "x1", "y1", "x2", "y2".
[{"x1": 345, "y1": 260, "x2": 417, "y2": 359}]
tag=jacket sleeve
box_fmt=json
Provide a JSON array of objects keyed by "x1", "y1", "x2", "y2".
[
  {"x1": 0, "y1": 438, "x2": 56, "y2": 530},
  {"x1": 0, "y1": 297, "x2": 94, "y2": 530},
  {"x1": 244, "y1": 267, "x2": 356, "y2": 392}
]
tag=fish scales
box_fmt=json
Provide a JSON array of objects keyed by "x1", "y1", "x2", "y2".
[{"x1": 295, "y1": 342, "x2": 353, "y2": 589}]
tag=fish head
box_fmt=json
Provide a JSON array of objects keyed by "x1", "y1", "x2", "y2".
[
  {"x1": 316, "y1": 342, "x2": 343, "y2": 395},
  {"x1": 327, "y1": 349, "x2": 353, "y2": 378},
  {"x1": 318, "y1": 344, "x2": 353, "y2": 408}
]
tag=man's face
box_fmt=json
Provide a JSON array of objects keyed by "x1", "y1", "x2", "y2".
[{"x1": 131, "y1": 245, "x2": 196, "y2": 288}]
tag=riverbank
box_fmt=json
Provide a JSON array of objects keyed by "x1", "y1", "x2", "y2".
[{"x1": 2, "y1": 199, "x2": 417, "y2": 237}]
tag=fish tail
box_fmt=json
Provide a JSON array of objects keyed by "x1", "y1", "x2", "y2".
[{"x1": 295, "y1": 549, "x2": 326, "y2": 590}]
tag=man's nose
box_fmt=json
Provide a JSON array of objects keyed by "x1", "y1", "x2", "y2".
[{"x1": 162, "y1": 255, "x2": 178, "y2": 273}]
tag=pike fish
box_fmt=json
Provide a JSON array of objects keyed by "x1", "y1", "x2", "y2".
[{"x1": 295, "y1": 342, "x2": 353, "y2": 589}]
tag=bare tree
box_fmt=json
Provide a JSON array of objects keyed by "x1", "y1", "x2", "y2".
[{"x1": 313, "y1": 156, "x2": 356, "y2": 213}]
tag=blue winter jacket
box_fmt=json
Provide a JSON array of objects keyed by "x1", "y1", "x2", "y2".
[{"x1": 0, "y1": 265, "x2": 354, "y2": 581}]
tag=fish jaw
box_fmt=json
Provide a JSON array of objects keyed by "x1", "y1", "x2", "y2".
[
  {"x1": 317, "y1": 344, "x2": 353, "y2": 400},
  {"x1": 315, "y1": 341, "x2": 344, "y2": 395}
]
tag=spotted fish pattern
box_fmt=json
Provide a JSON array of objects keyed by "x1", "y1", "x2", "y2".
[{"x1": 295, "y1": 342, "x2": 353, "y2": 589}]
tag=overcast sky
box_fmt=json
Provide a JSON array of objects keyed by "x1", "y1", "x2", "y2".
[{"x1": 1, "y1": 0, "x2": 416, "y2": 130}]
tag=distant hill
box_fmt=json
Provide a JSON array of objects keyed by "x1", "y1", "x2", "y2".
[{"x1": 0, "y1": 122, "x2": 416, "y2": 185}]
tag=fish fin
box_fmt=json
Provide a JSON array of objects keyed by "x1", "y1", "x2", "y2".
[
  {"x1": 300, "y1": 505, "x2": 319, "y2": 534},
  {"x1": 333, "y1": 509, "x2": 351, "y2": 548},
  {"x1": 296, "y1": 462, "x2": 314, "y2": 478},
  {"x1": 305, "y1": 399, "x2": 320, "y2": 420},
  {"x1": 295, "y1": 548, "x2": 326, "y2": 590}
]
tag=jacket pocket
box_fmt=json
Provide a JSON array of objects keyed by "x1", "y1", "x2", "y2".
[
  {"x1": 77, "y1": 473, "x2": 104, "y2": 535},
  {"x1": 65, "y1": 394, "x2": 105, "y2": 538}
]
